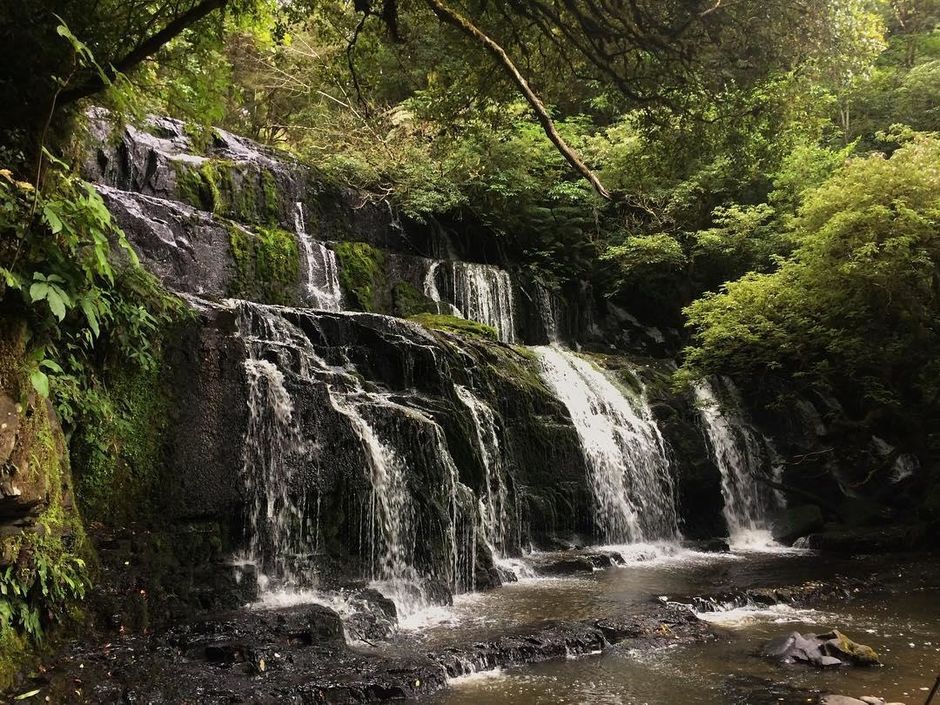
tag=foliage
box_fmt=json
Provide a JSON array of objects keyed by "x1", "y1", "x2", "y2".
[{"x1": 680, "y1": 133, "x2": 940, "y2": 434}]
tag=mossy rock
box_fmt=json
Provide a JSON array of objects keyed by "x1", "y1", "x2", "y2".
[
  {"x1": 333, "y1": 242, "x2": 386, "y2": 312},
  {"x1": 0, "y1": 322, "x2": 90, "y2": 689},
  {"x1": 227, "y1": 224, "x2": 300, "y2": 306},
  {"x1": 408, "y1": 313, "x2": 498, "y2": 341},
  {"x1": 392, "y1": 281, "x2": 436, "y2": 318},
  {"x1": 173, "y1": 158, "x2": 282, "y2": 225}
]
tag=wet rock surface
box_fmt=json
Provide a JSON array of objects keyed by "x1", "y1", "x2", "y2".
[
  {"x1": 763, "y1": 629, "x2": 880, "y2": 668},
  {"x1": 18, "y1": 603, "x2": 712, "y2": 703}
]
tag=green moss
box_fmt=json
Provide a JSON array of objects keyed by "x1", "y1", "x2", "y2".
[
  {"x1": 228, "y1": 224, "x2": 300, "y2": 305},
  {"x1": 0, "y1": 392, "x2": 89, "y2": 690},
  {"x1": 261, "y1": 169, "x2": 281, "y2": 224},
  {"x1": 333, "y1": 242, "x2": 386, "y2": 312},
  {"x1": 393, "y1": 281, "x2": 434, "y2": 317},
  {"x1": 408, "y1": 313, "x2": 498, "y2": 341},
  {"x1": 173, "y1": 159, "x2": 234, "y2": 214},
  {"x1": 173, "y1": 157, "x2": 282, "y2": 226},
  {"x1": 71, "y1": 357, "x2": 172, "y2": 525}
]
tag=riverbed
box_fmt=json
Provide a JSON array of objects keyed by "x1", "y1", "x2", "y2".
[{"x1": 385, "y1": 544, "x2": 940, "y2": 705}]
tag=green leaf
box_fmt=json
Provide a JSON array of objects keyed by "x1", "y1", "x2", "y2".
[
  {"x1": 39, "y1": 359, "x2": 63, "y2": 374},
  {"x1": 80, "y1": 299, "x2": 100, "y2": 337},
  {"x1": 29, "y1": 369, "x2": 49, "y2": 398},
  {"x1": 14, "y1": 689, "x2": 41, "y2": 700},
  {"x1": 42, "y1": 204, "x2": 63, "y2": 234},
  {"x1": 29, "y1": 282, "x2": 49, "y2": 303},
  {"x1": 45, "y1": 288, "x2": 67, "y2": 321}
]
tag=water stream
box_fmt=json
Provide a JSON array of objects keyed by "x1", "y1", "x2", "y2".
[
  {"x1": 534, "y1": 346, "x2": 679, "y2": 544},
  {"x1": 423, "y1": 260, "x2": 518, "y2": 342},
  {"x1": 694, "y1": 377, "x2": 781, "y2": 548},
  {"x1": 294, "y1": 202, "x2": 343, "y2": 311}
]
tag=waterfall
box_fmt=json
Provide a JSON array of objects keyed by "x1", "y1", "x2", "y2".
[
  {"x1": 455, "y1": 385, "x2": 511, "y2": 557},
  {"x1": 535, "y1": 282, "x2": 561, "y2": 344},
  {"x1": 694, "y1": 377, "x2": 780, "y2": 548},
  {"x1": 534, "y1": 346, "x2": 679, "y2": 544},
  {"x1": 423, "y1": 260, "x2": 518, "y2": 343},
  {"x1": 235, "y1": 300, "x2": 476, "y2": 617},
  {"x1": 423, "y1": 260, "x2": 463, "y2": 318},
  {"x1": 241, "y1": 358, "x2": 313, "y2": 588},
  {"x1": 294, "y1": 202, "x2": 343, "y2": 311}
]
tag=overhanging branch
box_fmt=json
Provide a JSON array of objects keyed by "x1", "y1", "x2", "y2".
[
  {"x1": 58, "y1": 0, "x2": 228, "y2": 106},
  {"x1": 423, "y1": 0, "x2": 612, "y2": 201}
]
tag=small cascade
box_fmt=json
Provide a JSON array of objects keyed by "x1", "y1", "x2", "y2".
[
  {"x1": 241, "y1": 358, "x2": 313, "y2": 589},
  {"x1": 455, "y1": 385, "x2": 512, "y2": 557},
  {"x1": 534, "y1": 346, "x2": 679, "y2": 544},
  {"x1": 294, "y1": 202, "x2": 343, "y2": 311},
  {"x1": 694, "y1": 377, "x2": 780, "y2": 548},
  {"x1": 424, "y1": 260, "x2": 518, "y2": 343},
  {"x1": 236, "y1": 300, "x2": 477, "y2": 618},
  {"x1": 535, "y1": 282, "x2": 561, "y2": 344},
  {"x1": 423, "y1": 260, "x2": 463, "y2": 318}
]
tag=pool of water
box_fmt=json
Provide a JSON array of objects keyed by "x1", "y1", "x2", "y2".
[{"x1": 409, "y1": 545, "x2": 940, "y2": 705}]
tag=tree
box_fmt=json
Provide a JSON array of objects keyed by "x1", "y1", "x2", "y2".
[
  {"x1": 681, "y1": 132, "x2": 940, "y2": 441},
  {"x1": 0, "y1": 0, "x2": 238, "y2": 165}
]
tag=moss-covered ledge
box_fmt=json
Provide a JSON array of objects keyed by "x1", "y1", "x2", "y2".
[{"x1": 0, "y1": 322, "x2": 89, "y2": 691}]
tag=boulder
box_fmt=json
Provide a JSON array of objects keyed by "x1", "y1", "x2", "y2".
[
  {"x1": 763, "y1": 630, "x2": 879, "y2": 668},
  {"x1": 771, "y1": 505, "x2": 824, "y2": 545},
  {"x1": 536, "y1": 557, "x2": 596, "y2": 576},
  {"x1": 818, "y1": 629, "x2": 880, "y2": 666}
]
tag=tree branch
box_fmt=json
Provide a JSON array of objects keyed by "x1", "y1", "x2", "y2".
[
  {"x1": 58, "y1": 0, "x2": 228, "y2": 106},
  {"x1": 423, "y1": 0, "x2": 612, "y2": 201}
]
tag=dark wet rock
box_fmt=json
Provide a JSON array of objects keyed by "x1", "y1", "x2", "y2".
[
  {"x1": 536, "y1": 556, "x2": 596, "y2": 576},
  {"x1": 17, "y1": 603, "x2": 714, "y2": 703},
  {"x1": 771, "y1": 504, "x2": 825, "y2": 545},
  {"x1": 763, "y1": 629, "x2": 880, "y2": 668},
  {"x1": 690, "y1": 538, "x2": 731, "y2": 553},
  {"x1": 345, "y1": 589, "x2": 400, "y2": 643},
  {"x1": 800, "y1": 526, "x2": 921, "y2": 554}
]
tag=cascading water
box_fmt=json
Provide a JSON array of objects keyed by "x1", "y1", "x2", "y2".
[
  {"x1": 294, "y1": 202, "x2": 343, "y2": 311},
  {"x1": 423, "y1": 261, "x2": 518, "y2": 343},
  {"x1": 455, "y1": 385, "x2": 511, "y2": 556},
  {"x1": 534, "y1": 346, "x2": 679, "y2": 545},
  {"x1": 535, "y1": 282, "x2": 561, "y2": 344},
  {"x1": 240, "y1": 358, "x2": 313, "y2": 589},
  {"x1": 694, "y1": 377, "x2": 781, "y2": 548},
  {"x1": 236, "y1": 299, "x2": 477, "y2": 620}
]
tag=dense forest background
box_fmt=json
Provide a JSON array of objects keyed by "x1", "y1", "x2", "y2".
[{"x1": 0, "y1": 0, "x2": 938, "y2": 674}]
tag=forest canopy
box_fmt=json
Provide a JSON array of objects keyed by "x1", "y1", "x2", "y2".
[{"x1": 1, "y1": 0, "x2": 939, "y2": 449}]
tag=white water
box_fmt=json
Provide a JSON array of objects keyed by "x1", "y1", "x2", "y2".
[
  {"x1": 294, "y1": 202, "x2": 343, "y2": 311},
  {"x1": 241, "y1": 358, "x2": 312, "y2": 587},
  {"x1": 236, "y1": 301, "x2": 480, "y2": 621},
  {"x1": 535, "y1": 282, "x2": 561, "y2": 343},
  {"x1": 424, "y1": 260, "x2": 518, "y2": 342},
  {"x1": 455, "y1": 385, "x2": 512, "y2": 557},
  {"x1": 534, "y1": 346, "x2": 679, "y2": 544},
  {"x1": 694, "y1": 378, "x2": 781, "y2": 549}
]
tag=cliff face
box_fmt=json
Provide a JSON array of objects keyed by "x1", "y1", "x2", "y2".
[
  {"x1": 60, "y1": 110, "x2": 933, "y2": 639},
  {"x1": 70, "y1": 111, "x2": 730, "y2": 616}
]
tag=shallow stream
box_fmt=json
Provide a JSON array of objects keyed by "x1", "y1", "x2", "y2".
[{"x1": 384, "y1": 545, "x2": 940, "y2": 705}]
